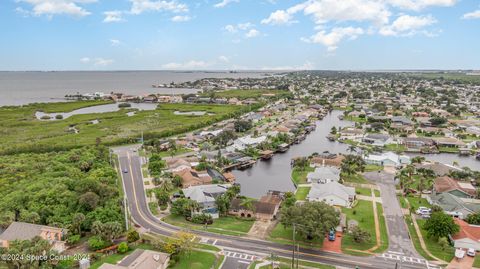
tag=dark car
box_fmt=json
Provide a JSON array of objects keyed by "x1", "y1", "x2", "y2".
[
  {"x1": 123, "y1": 168, "x2": 128, "y2": 173},
  {"x1": 328, "y1": 229, "x2": 336, "y2": 241}
]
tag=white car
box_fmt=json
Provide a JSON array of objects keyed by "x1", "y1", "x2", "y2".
[
  {"x1": 467, "y1": 248, "x2": 476, "y2": 257},
  {"x1": 416, "y1": 207, "x2": 431, "y2": 215}
]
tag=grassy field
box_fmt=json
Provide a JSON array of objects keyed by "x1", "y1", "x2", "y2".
[
  {"x1": 405, "y1": 195, "x2": 430, "y2": 211},
  {"x1": 343, "y1": 173, "x2": 369, "y2": 184},
  {"x1": 203, "y1": 89, "x2": 292, "y2": 100},
  {"x1": 365, "y1": 164, "x2": 383, "y2": 172},
  {"x1": 407, "y1": 72, "x2": 480, "y2": 84},
  {"x1": 341, "y1": 200, "x2": 377, "y2": 253},
  {"x1": 291, "y1": 166, "x2": 315, "y2": 185},
  {"x1": 355, "y1": 187, "x2": 372, "y2": 196},
  {"x1": 268, "y1": 223, "x2": 324, "y2": 248},
  {"x1": 163, "y1": 215, "x2": 254, "y2": 236},
  {"x1": 0, "y1": 101, "x2": 254, "y2": 154},
  {"x1": 374, "y1": 202, "x2": 389, "y2": 253},
  {"x1": 384, "y1": 144, "x2": 407, "y2": 153},
  {"x1": 170, "y1": 250, "x2": 218, "y2": 269},
  {"x1": 474, "y1": 255, "x2": 480, "y2": 268},
  {"x1": 295, "y1": 187, "x2": 311, "y2": 200},
  {"x1": 416, "y1": 218, "x2": 455, "y2": 262}
]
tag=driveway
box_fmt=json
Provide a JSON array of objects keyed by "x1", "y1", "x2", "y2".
[
  {"x1": 322, "y1": 232, "x2": 342, "y2": 253},
  {"x1": 363, "y1": 171, "x2": 419, "y2": 258}
]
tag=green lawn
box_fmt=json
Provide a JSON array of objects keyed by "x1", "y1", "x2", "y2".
[
  {"x1": 170, "y1": 250, "x2": 218, "y2": 269},
  {"x1": 365, "y1": 164, "x2": 383, "y2": 172},
  {"x1": 384, "y1": 144, "x2": 407, "y2": 153},
  {"x1": 374, "y1": 202, "x2": 389, "y2": 253},
  {"x1": 398, "y1": 195, "x2": 408, "y2": 209},
  {"x1": 268, "y1": 223, "x2": 324, "y2": 248},
  {"x1": 344, "y1": 116, "x2": 367, "y2": 123},
  {"x1": 438, "y1": 146, "x2": 460, "y2": 153},
  {"x1": 341, "y1": 200, "x2": 377, "y2": 252},
  {"x1": 0, "y1": 101, "x2": 255, "y2": 155},
  {"x1": 291, "y1": 166, "x2": 315, "y2": 185},
  {"x1": 404, "y1": 215, "x2": 435, "y2": 261},
  {"x1": 163, "y1": 215, "x2": 254, "y2": 236},
  {"x1": 295, "y1": 187, "x2": 311, "y2": 200},
  {"x1": 416, "y1": 218, "x2": 455, "y2": 262},
  {"x1": 405, "y1": 195, "x2": 429, "y2": 211},
  {"x1": 374, "y1": 189, "x2": 381, "y2": 197},
  {"x1": 343, "y1": 173, "x2": 369, "y2": 184},
  {"x1": 355, "y1": 187, "x2": 372, "y2": 196},
  {"x1": 474, "y1": 255, "x2": 480, "y2": 268},
  {"x1": 155, "y1": 147, "x2": 193, "y2": 158}
]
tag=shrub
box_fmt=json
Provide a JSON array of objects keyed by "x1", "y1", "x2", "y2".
[
  {"x1": 67, "y1": 234, "x2": 81, "y2": 245},
  {"x1": 118, "y1": 103, "x2": 131, "y2": 108},
  {"x1": 88, "y1": 236, "x2": 108, "y2": 251},
  {"x1": 127, "y1": 229, "x2": 140, "y2": 243},
  {"x1": 191, "y1": 214, "x2": 213, "y2": 225},
  {"x1": 117, "y1": 242, "x2": 129, "y2": 254}
]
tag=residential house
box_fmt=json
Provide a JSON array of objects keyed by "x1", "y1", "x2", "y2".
[
  {"x1": 428, "y1": 192, "x2": 480, "y2": 219},
  {"x1": 362, "y1": 134, "x2": 394, "y2": 147},
  {"x1": 338, "y1": 128, "x2": 364, "y2": 141},
  {"x1": 364, "y1": 152, "x2": 411, "y2": 167},
  {"x1": 433, "y1": 176, "x2": 476, "y2": 199},
  {"x1": 233, "y1": 135, "x2": 267, "y2": 151},
  {"x1": 306, "y1": 166, "x2": 341, "y2": 184},
  {"x1": 435, "y1": 137, "x2": 466, "y2": 148},
  {"x1": 311, "y1": 153, "x2": 345, "y2": 167},
  {"x1": 173, "y1": 168, "x2": 212, "y2": 187},
  {"x1": 182, "y1": 184, "x2": 231, "y2": 218},
  {"x1": 0, "y1": 222, "x2": 67, "y2": 253},
  {"x1": 229, "y1": 192, "x2": 282, "y2": 221},
  {"x1": 166, "y1": 158, "x2": 192, "y2": 173},
  {"x1": 402, "y1": 137, "x2": 436, "y2": 150},
  {"x1": 98, "y1": 249, "x2": 170, "y2": 269},
  {"x1": 451, "y1": 219, "x2": 480, "y2": 251},
  {"x1": 413, "y1": 162, "x2": 462, "y2": 176},
  {"x1": 307, "y1": 182, "x2": 356, "y2": 208}
]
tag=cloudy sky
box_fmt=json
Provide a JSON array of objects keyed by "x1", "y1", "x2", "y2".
[{"x1": 1, "y1": 0, "x2": 480, "y2": 70}]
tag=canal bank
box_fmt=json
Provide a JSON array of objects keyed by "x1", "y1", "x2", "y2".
[{"x1": 233, "y1": 110, "x2": 479, "y2": 199}]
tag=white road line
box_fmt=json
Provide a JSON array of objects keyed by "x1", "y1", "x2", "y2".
[
  {"x1": 238, "y1": 261, "x2": 250, "y2": 264},
  {"x1": 213, "y1": 239, "x2": 218, "y2": 245},
  {"x1": 388, "y1": 251, "x2": 404, "y2": 255}
]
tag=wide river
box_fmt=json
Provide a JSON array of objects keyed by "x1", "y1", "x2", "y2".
[
  {"x1": 0, "y1": 71, "x2": 271, "y2": 106},
  {"x1": 234, "y1": 110, "x2": 480, "y2": 198}
]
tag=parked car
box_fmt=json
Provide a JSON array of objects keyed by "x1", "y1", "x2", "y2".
[
  {"x1": 123, "y1": 168, "x2": 128, "y2": 173},
  {"x1": 328, "y1": 229, "x2": 336, "y2": 241},
  {"x1": 467, "y1": 248, "x2": 476, "y2": 257},
  {"x1": 416, "y1": 207, "x2": 431, "y2": 215}
]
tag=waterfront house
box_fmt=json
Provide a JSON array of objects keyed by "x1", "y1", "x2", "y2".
[
  {"x1": 182, "y1": 184, "x2": 231, "y2": 218},
  {"x1": 306, "y1": 166, "x2": 341, "y2": 184},
  {"x1": 98, "y1": 249, "x2": 170, "y2": 269},
  {"x1": 311, "y1": 153, "x2": 345, "y2": 167},
  {"x1": 435, "y1": 137, "x2": 466, "y2": 148},
  {"x1": 0, "y1": 222, "x2": 67, "y2": 253},
  {"x1": 364, "y1": 152, "x2": 411, "y2": 167},
  {"x1": 413, "y1": 162, "x2": 462, "y2": 176},
  {"x1": 173, "y1": 168, "x2": 212, "y2": 187},
  {"x1": 402, "y1": 137, "x2": 436, "y2": 151},
  {"x1": 362, "y1": 134, "x2": 394, "y2": 147},
  {"x1": 433, "y1": 176, "x2": 476, "y2": 199},
  {"x1": 338, "y1": 128, "x2": 364, "y2": 141},
  {"x1": 233, "y1": 135, "x2": 267, "y2": 151},
  {"x1": 307, "y1": 182, "x2": 356, "y2": 208}
]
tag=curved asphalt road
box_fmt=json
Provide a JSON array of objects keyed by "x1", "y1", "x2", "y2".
[{"x1": 114, "y1": 145, "x2": 430, "y2": 269}]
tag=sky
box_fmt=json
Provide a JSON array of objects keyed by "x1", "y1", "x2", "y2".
[{"x1": 1, "y1": 0, "x2": 480, "y2": 71}]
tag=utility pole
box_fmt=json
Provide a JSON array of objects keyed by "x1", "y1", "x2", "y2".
[{"x1": 296, "y1": 244, "x2": 299, "y2": 269}]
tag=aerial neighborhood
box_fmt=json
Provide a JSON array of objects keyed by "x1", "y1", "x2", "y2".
[{"x1": 0, "y1": 71, "x2": 480, "y2": 269}]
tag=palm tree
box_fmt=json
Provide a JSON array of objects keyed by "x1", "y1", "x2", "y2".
[
  {"x1": 348, "y1": 145, "x2": 357, "y2": 154},
  {"x1": 398, "y1": 164, "x2": 415, "y2": 194}
]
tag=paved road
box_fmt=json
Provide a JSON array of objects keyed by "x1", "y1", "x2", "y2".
[
  {"x1": 363, "y1": 171, "x2": 419, "y2": 258},
  {"x1": 113, "y1": 145, "x2": 433, "y2": 269},
  {"x1": 221, "y1": 250, "x2": 255, "y2": 269}
]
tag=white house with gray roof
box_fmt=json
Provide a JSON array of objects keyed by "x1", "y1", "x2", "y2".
[
  {"x1": 306, "y1": 166, "x2": 341, "y2": 184},
  {"x1": 307, "y1": 182, "x2": 356, "y2": 208},
  {"x1": 182, "y1": 184, "x2": 231, "y2": 218}
]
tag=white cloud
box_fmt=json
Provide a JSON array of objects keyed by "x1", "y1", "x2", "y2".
[
  {"x1": 162, "y1": 60, "x2": 210, "y2": 69},
  {"x1": 462, "y1": 10, "x2": 480, "y2": 20},
  {"x1": 224, "y1": 24, "x2": 237, "y2": 33},
  {"x1": 103, "y1": 10, "x2": 124, "y2": 23},
  {"x1": 171, "y1": 15, "x2": 191, "y2": 22},
  {"x1": 302, "y1": 27, "x2": 364, "y2": 51},
  {"x1": 237, "y1": 22, "x2": 253, "y2": 30},
  {"x1": 245, "y1": 29, "x2": 260, "y2": 38},
  {"x1": 379, "y1": 14, "x2": 437, "y2": 36},
  {"x1": 213, "y1": 0, "x2": 239, "y2": 8},
  {"x1": 110, "y1": 39, "x2": 121, "y2": 46},
  {"x1": 261, "y1": 10, "x2": 296, "y2": 25},
  {"x1": 80, "y1": 57, "x2": 91, "y2": 63},
  {"x1": 129, "y1": 0, "x2": 188, "y2": 15},
  {"x1": 16, "y1": 0, "x2": 97, "y2": 17},
  {"x1": 80, "y1": 57, "x2": 114, "y2": 66},
  {"x1": 387, "y1": 0, "x2": 457, "y2": 11},
  {"x1": 218, "y1": 56, "x2": 230, "y2": 63}
]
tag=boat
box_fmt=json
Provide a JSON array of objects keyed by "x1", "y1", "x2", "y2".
[
  {"x1": 459, "y1": 148, "x2": 471, "y2": 156},
  {"x1": 277, "y1": 143, "x2": 289, "y2": 153},
  {"x1": 326, "y1": 134, "x2": 336, "y2": 141},
  {"x1": 260, "y1": 150, "x2": 274, "y2": 160},
  {"x1": 476, "y1": 153, "x2": 480, "y2": 160}
]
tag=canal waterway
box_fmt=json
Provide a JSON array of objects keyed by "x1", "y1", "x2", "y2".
[{"x1": 234, "y1": 110, "x2": 479, "y2": 198}]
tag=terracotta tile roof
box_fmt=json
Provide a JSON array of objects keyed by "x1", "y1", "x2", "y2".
[
  {"x1": 434, "y1": 176, "x2": 476, "y2": 197},
  {"x1": 452, "y1": 219, "x2": 480, "y2": 241}
]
